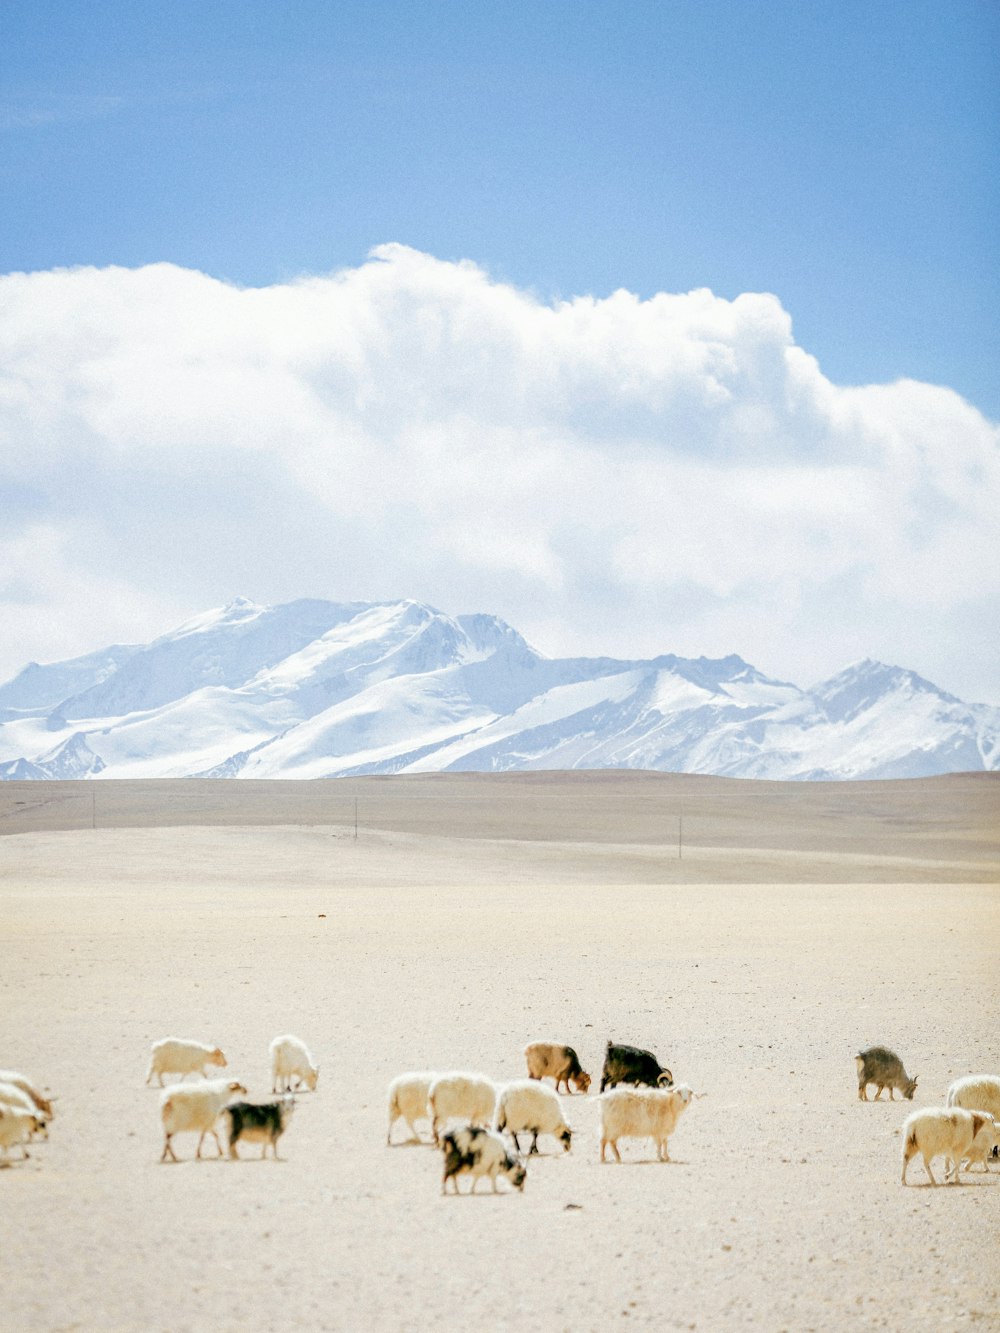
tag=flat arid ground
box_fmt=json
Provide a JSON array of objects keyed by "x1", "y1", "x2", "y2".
[{"x1": 1, "y1": 772, "x2": 998, "y2": 1332}]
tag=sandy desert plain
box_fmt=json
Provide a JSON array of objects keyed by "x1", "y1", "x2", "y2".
[{"x1": 1, "y1": 770, "x2": 998, "y2": 1333}]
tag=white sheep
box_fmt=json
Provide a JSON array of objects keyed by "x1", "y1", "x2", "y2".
[
  {"x1": 387, "y1": 1071, "x2": 437, "y2": 1145},
  {"x1": 496, "y1": 1079, "x2": 573, "y2": 1154},
  {"x1": 0, "y1": 1069, "x2": 55, "y2": 1118},
  {"x1": 146, "y1": 1038, "x2": 228, "y2": 1087},
  {"x1": 428, "y1": 1072, "x2": 497, "y2": 1146},
  {"x1": 0, "y1": 1081, "x2": 50, "y2": 1138},
  {"x1": 947, "y1": 1077, "x2": 1000, "y2": 1172},
  {"x1": 0, "y1": 1105, "x2": 48, "y2": 1160},
  {"x1": 159, "y1": 1078, "x2": 247, "y2": 1162},
  {"x1": 901, "y1": 1107, "x2": 998, "y2": 1185},
  {"x1": 269, "y1": 1034, "x2": 319, "y2": 1093},
  {"x1": 599, "y1": 1084, "x2": 695, "y2": 1163},
  {"x1": 946, "y1": 1074, "x2": 1000, "y2": 1119},
  {"x1": 960, "y1": 1115, "x2": 1000, "y2": 1173}
]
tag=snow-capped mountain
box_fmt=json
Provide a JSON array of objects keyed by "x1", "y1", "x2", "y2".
[{"x1": 0, "y1": 598, "x2": 996, "y2": 781}]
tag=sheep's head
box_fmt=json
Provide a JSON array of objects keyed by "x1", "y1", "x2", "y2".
[
  {"x1": 571, "y1": 1072, "x2": 591, "y2": 1094},
  {"x1": 304, "y1": 1066, "x2": 319, "y2": 1091},
  {"x1": 904, "y1": 1076, "x2": 918, "y2": 1100},
  {"x1": 505, "y1": 1160, "x2": 527, "y2": 1191},
  {"x1": 210, "y1": 1048, "x2": 228, "y2": 1068},
  {"x1": 656, "y1": 1069, "x2": 674, "y2": 1088},
  {"x1": 228, "y1": 1081, "x2": 248, "y2": 1096},
  {"x1": 559, "y1": 1126, "x2": 573, "y2": 1152}
]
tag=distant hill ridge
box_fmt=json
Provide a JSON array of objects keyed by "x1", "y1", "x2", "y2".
[{"x1": 1, "y1": 597, "x2": 997, "y2": 781}]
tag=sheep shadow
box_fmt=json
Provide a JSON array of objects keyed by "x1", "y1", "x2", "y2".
[
  {"x1": 906, "y1": 1175, "x2": 997, "y2": 1189},
  {"x1": 440, "y1": 1187, "x2": 524, "y2": 1199},
  {"x1": 599, "y1": 1156, "x2": 689, "y2": 1166},
  {"x1": 226, "y1": 1156, "x2": 288, "y2": 1164}
]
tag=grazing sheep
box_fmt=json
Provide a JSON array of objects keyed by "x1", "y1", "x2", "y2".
[
  {"x1": 0, "y1": 1070, "x2": 54, "y2": 1118},
  {"x1": 387, "y1": 1071, "x2": 437, "y2": 1145},
  {"x1": 524, "y1": 1042, "x2": 591, "y2": 1094},
  {"x1": 600, "y1": 1041, "x2": 673, "y2": 1092},
  {"x1": 946, "y1": 1074, "x2": 1000, "y2": 1120},
  {"x1": 496, "y1": 1080, "x2": 572, "y2": 1155},
  {"x1": 855, "y1": 1046, "x2": 917, "y2": 1101},
  {"x1": 0, "y1": 1080, "x2": 44, "y2": 1115},
  {"x1": 159, "y1": 1078, "x2": 246, "y2": 1162},
  {"x1": 901, "y1": 1107, "x2": 996, "y2": 1185},
  {"x1": 146, "y1": 1038, "x2": 228, "y2": 1087},
  {"x1": 428, "y1": 1073, "x2": 497, "y2": 1147},
  {"x1": 0, "y1": 1081, "x2": 50, "y2": 1138},
  {"x1": 0, "y1": 1105, "x2": 47, "y2": 1161},
  {"x1": 599, "y1": 1084, "x2": 694, "y2": 1163},
  {"x1": 269, "y1": 1034, "x2": 319, "y2": 1093},
  {"x1": 440, "y1": 1125, "x2": 527, "y2": 1195},
  {"x1": 960, "y1": 1114, "x2": 1000, "y2": 1174},
  {"x1": 946, "y1": 1077, "x2": 1000, "y2": 1170},
  {"x1": 222, "y1": 1097, "x2": 296, "y2": 1160}
]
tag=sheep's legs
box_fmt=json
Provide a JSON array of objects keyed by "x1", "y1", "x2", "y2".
[{"x1": 196, "y1": 1129, "x2": 222, "y2": 1159}]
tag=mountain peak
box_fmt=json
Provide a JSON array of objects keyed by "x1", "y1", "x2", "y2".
[
  {"x1": 809, "y1": 658, "x2": 958, "y2": 724},
  {"x1": 163, "y1": 597, "x2": 267, "y2": 641}
]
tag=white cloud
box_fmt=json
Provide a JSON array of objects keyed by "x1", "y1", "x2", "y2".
[{"x1": 1, "y1": 245, "x2": 998, "y2": 701}]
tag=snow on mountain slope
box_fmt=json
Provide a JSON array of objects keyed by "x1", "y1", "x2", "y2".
[
  {"x1": 0, "y1": 644, "x2": 140, "y2": 721},
  {"x1": 53, "y1": 598, "x2": 373, "y2": 721},
  {"x1": 410, "y1": 658, "x2": 801, "y2": 774},
  {"x1": 221, "y1": 669, "x2": 499, "y2": 779},
  {"x1": 681, "y1": 660, "x2": 999, "y2": 780},
  {"x1": 0, "y1": 600, "x2": 996, "y2": 781},
  {"x1": 244, "y1": 600, "x2": 531, "y2": 719},
  {"x1": 406, "y1": 668, "x2": 650, "y2": 772}
]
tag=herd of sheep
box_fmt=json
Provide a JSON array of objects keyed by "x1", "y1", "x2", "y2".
[
  {"x1": 388, "y1": 1041, "x2": 699, "y2": 1193},
  {"x1": 2, "y1": 1038, "x2": 998, "y2": 1192}
]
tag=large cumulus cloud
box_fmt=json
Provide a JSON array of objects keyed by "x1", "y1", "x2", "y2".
[{"x1": 1, "y1": 243, "x2": 997, "y2": 700}]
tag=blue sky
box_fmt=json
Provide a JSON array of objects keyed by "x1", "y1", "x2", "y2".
[
  {"x1": 3, "y1": 0, "x2": 997, "y2": 415},
  {"x1": 1, "y1": 2, "x2": 998, "y2": 705}
]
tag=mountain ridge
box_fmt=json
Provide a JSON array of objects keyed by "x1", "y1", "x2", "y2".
[{"x1": 1, "y1": 598, "x2": 996, "y2": 781}]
